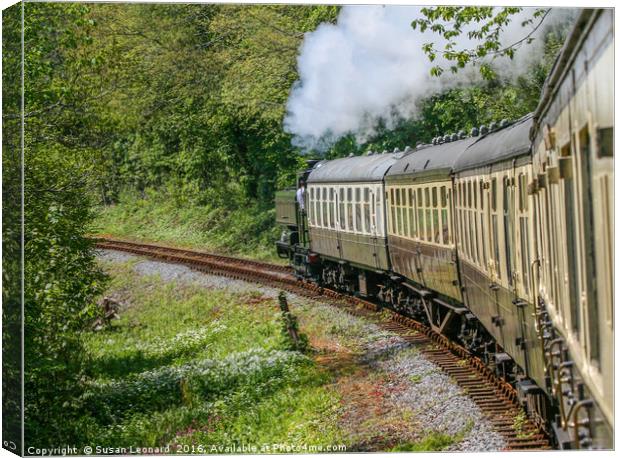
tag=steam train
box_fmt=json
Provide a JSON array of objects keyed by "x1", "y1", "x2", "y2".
[{"x1": 275, "y1": 9, "x2": 613, "y2": 449}]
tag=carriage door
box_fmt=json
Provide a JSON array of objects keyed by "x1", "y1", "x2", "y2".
[
  {"x1": 487, "y1": 174, "x2": 506, "y2": 347},
  {"x1": 557, "y1": 140, "x2": 582, "y2": 342}
]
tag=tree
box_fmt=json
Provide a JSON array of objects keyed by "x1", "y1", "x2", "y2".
[
  {"x1": 18, "y1": 2, "x2": 110, "y2": 446},
  {"x1": 411, "y1": 7, "x2": 550, "y2": 79}
]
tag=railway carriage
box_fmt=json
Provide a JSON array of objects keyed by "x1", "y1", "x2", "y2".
[
  {"x1": 383, "y1": 137, "x2": 477, "y2": 332},
  {"x1": 451, "y1": 116, "x2": 552, "y2": 427},
  {"x1": 386, "y1": 137, "x2": 476, "y2": 302},
  {"x1": 305, "y1": 152, "x2": 401, "y2": 294},
  {"x1": 529, "y1": 8, "x2": 613, "y2": 448}
]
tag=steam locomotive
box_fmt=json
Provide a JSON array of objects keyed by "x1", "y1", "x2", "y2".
[{"x1": 275, "y1": 9, "x2": 613, "y2": 449}]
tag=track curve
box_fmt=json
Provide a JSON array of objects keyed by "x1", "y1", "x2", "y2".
[{"x1": 95, "y1": 237, "x2": 552, "y2": 450}]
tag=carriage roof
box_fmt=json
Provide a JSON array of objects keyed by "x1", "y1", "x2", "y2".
[
  {"x1": 307, "y1": 152, "x2": 402, "y2": 183},
  {"x1": 453, "y1": 115, "x2": 533, "y2": 173}
]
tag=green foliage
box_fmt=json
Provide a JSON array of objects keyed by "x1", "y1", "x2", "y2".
[
  {"x1": 80, "y1": 4, "x2": 338, "y2": 205},
  {"x1": 95, "y1": 191, "x2": 281, "y2": 262},
  {"x1": 3, "y1": 4, "x2": 24, "y2": 449},
  {"x1": 84, "y1": 348, "x2": 309, "y2": 422},
  {"x1": 14, "y1": 2, "x2": 112, "y2": 447},
  {"x1": 76, "y1": 261, "x2": 344, "y2": 449},
  {"x1": 412, "y1": 7, "x2": 550, "y2": 79}
]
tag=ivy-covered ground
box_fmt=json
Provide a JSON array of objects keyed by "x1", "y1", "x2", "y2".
[{"x1": 81, "y1": 251, "x2": 504, "y2": 452}]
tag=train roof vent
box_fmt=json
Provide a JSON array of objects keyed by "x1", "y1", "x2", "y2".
[
  {"x1": 470, "y1": 127, "x2": 479, "y2": 137},
  {"x1": 451, "y1": 133, "x2": 458, "y2": 141},
  {"x1": 348, "y1": 153, "x2": 354, "y2": 157},
  {"x1": 443, "y1": 134, "x2": 451, "y2": 143},
  {"x1": 365, "y1": 150, "x2": 374, "y2": 156},
  {"x1": 458, "y1": 130, "x2": 466, "y2": 139},
  {"x1": 404, "y1": 146, "x2": 413, "y2": 154},
  {"x1": 488, "y1": 121, "x2": 498, "y2": 131},
  {"x1": 479, "y1": 125, "x2": 489, "y2": 135},
  {"x1": 500, "y1": 119, "x2": 509, "y2": 128}
]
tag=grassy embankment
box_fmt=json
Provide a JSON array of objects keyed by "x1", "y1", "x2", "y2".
[
  {"x1": 80, "y1": 258, "x2": 342, "y2": 451},
  {"x1": 95, "y1": 193, "x2": 282, "y2": 263},
  {"x1": 79, "y1": 256, "x2": 468, "y2": 452}
]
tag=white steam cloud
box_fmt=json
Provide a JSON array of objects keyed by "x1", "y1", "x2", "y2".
[{"x1": 284, "y1": 6, "x2": 577, "y2": 152}]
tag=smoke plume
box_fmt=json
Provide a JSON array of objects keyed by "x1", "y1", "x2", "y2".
[{"x1": 284, "y1": 6, "x2": 577, "y2": 152}]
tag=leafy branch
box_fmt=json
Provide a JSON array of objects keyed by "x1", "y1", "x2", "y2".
[{"x1": 411, "y1": 7, "x2": 550, "y2": 78}]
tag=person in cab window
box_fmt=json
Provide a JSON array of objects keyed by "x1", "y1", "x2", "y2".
[{"x1": 296, "y1": 179, "x2": 306, "y2": 213}]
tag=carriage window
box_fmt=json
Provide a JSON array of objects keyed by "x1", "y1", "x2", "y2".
[
  {"x1": 518, "y1": 174, "x2": 528, "y2": 212},
  {"x1": 424, "y1": 188, "x2": 430, "y2": 207},
  {"x1": 464, "y1": 211, "x2": 470, "y2": 258},
  {"x1": 473, "y1": 180, "x2": 478, "y2": 209},
  {"x1": 389, "y1": 188, "x2": 396, "y2": 235},
  {"x1": 426, "y1": 208, "x2": 433, "y2": 241},
  {"x1": 375, "y1": 191, "x2": 383, "y2": 236},
  {"x1": 491, "y1": 178, "x2": 497, "y2": 211},
  {"x1": 409, "y1": 189, "x2": 416, "y2": 238},
  {"x1": 440, "y1": 186, "x2": 447, "y2": 207},
  {"x1": 314, "y1": 188, "x2": 320, "y2": 227},
  {"x1": 441, "y1": 209, "x2": 449, "y2": 244},
  {"x1": 469, "y1": 212, "x2": 476, "y2": 262},
  {"x1": 371, "y1": 191, "x2": 376, "y2": 234},
  {"x1": 480, "y1": 212, "x2": 487, "y2": 267},
  {"x1": 418, "y1": 205, "x2": 425, "y2": 241},
  {"x1": 398, "y1": 189, "x2": 404, "y2": 236},
  {"x1": 479, "y1": 181, "x2": 484, "y2": 210},
  {"x1": 475, "y1": 214, "x2": 481, "y2": 265},
  {"x1": 403, "y1": 189, "x2": 410, "y2": 237},
  {"x1": 355, "y1": 188, "x2": 361, "y2": 232},
  {"x1": 317, "y1": 187, "x2": 321, "y2": 227},
  {"x1": 492, "y1": 215, "x2": 501, "y2": 279},
  {"x1": 330, "y1": 193, "x2": 335, "y2": 229},
  {"x1": 307, "y1": 188, "x2": 313, "y2": 225},
  {"x1": 433, "y1": 208, "x2": 440, "y2": 243},
  {"x1": 520, "y1": 217, "x2": 530, "y2": 295},
  {"x1": 363, "y1": 188, "x2": 370, "y2": 234},
  {"x1": 597, "y1": 127, "x2": 613, "y2": 158},
  {"x1": 347, "y1": 188, "x2": 353, "y2": 231},
  {"x1": 322, "y1": 187, "x2": 327, "y2": 228},
  {"x1": 339, "y1": 188, "x2": 345, "y2": 230},
  {"x1": 432, "y1": 187, "x2": 438, "y2": 208}
]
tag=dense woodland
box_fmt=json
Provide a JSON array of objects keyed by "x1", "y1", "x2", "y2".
[{"x1": 3, "y1": 3, "x2": 573, "y2": 448}]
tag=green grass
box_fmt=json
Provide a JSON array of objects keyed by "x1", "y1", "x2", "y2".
[
  {"x1": 94, "y1": 191, "x2": 283, "y2": 263},
  {"x1": 389, "y1": 432, "x2": 456, "y2": 452},
  {"x1": 77, "y1": 260, "x2": 345, "y2": 450}
]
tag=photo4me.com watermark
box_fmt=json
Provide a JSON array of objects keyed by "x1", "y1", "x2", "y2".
[{"x1": 25, "y1": 443, "x2": 348, "y2": 455}]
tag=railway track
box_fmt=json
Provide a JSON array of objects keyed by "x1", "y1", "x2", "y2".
[{"x1": 95, "y1": 237, "x2": 552, "y2": 451}]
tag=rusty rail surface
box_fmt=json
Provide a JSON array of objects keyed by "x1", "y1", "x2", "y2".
[{"x1": 96, "y1": 237, "x2": 552, "y2": 451}]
